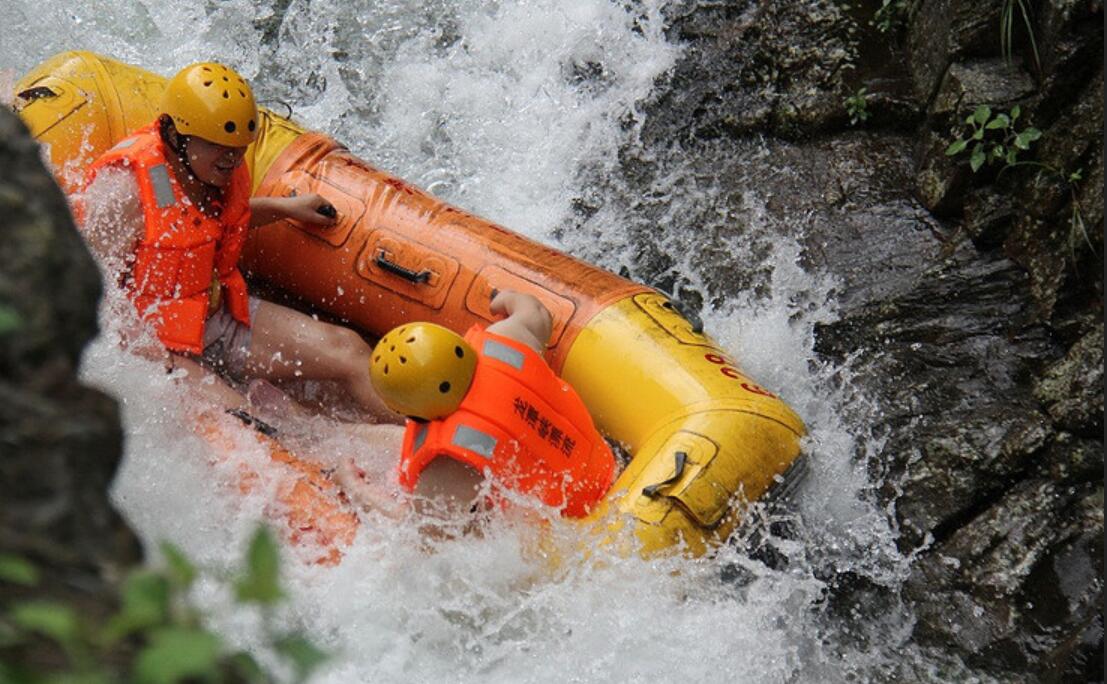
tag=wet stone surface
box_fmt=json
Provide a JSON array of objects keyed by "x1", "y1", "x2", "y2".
[
  {"x1": 0, "y1": 108, "x2": 140, "y2": 666},
  {"x1": 626, "y1": 0, "x2": 1103, "y2": 679}
]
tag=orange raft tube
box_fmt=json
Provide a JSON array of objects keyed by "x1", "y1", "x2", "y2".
[{"x1": 15, "y1": 51, "x2": 807, "y2": 559}]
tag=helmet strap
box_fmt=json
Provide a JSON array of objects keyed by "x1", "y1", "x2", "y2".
[{"x1": 160, "y1": 115, "x2": 223, "y2": 192}]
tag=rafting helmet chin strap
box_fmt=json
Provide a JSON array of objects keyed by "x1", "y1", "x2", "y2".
[{"x1": 159, "y1": 114, "x2": 220, "y2": 190}]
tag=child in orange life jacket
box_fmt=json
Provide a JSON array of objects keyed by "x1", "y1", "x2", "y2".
[
  {"x1": 78, "y1": 61, "x2": 396, "y2": 422},
  {"x1": 338, "y1": 291, "x2": 617, "y2": 524}
]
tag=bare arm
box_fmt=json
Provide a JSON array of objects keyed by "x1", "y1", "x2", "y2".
[
  {"x1": 485, "y1": 291, "x2": 552, "y2": 354},
  {"x1": 249, "y1": 193, "x2": 337, "y2": 228}
]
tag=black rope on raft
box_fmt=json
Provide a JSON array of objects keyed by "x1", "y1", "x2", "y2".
[{"x1": 264, "y1": 99, "x2": 294, "y2": 121}]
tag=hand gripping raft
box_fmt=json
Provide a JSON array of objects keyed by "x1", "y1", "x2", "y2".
[{"x1": 16, "y1": 51, "x2": 806, "y2": 558}]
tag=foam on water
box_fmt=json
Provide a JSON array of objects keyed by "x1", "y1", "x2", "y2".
[{"x1": 6, "y1": 0, "x2": 924, "y2": 680}]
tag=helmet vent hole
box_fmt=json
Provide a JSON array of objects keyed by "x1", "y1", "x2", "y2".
[
  {"x1": 222, "y1": 90, "x2": 229, "y2": 99},
  {"x1": 399, "y1": 356, "x2": 407, "y2": 364},
  {"x1": 224, "y1": 121, "x2": 236, "y2": 133},
  {"x1": 238, "y1": 89, "x2": 246, "y2": 97},
  {"x1": 454, "y1": 345, "x2": 464, "y2": 358},
  {"x1": 203, "y1": 81, "x2": 212, "y2": 87},
  {"x1": 406, "y1": 336, "x2": 416, "y2": 343},
  {"x1": 439, "y1": 381, "x2": 451, "y2": 393},
  {"x1": 390, "y1": 345, "x2": 395, "y2": 351},
  {"x1": 373, "y1": 355, "x2": 380, "y2": 362},
  {"x1": 248, "y1": 120, "x2": 256, "y2": 132},
  {"x1": 383, "y1": 364, "x2": 389, "y2": 375},
  {"x1": 223, "y1": 76, "x2": 229, "y2": 81}
]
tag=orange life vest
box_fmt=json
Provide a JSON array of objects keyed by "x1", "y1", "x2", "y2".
[
  {"x1": 85, "y1": 122, "x2": 252, "y2": 354},
  {"x1": 397, "y1": 326, "x2": 617, "y2": 518}
]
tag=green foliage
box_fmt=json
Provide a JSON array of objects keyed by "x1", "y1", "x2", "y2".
[
  {"x1": 946, "y1": 104, "x2": 1093, "y2": 266},
  {"x1": 845, "y1": 87, "x2": 870, "y2": 126},
  {"x1": 0, "y1": 555, "x2": 39, "y2": 587},
  {"x1": 8, "y1": 602, "x2": 81, "y2": 646},
  {"x1": 1001, "y1": 0, "x2": 1041, "y2": 74},
  {"x1": 945, "y1": 105, "x2": 1040, "y2": 172},
  {"x1": 872, "y1": 0, "x2": 908, "y2": 33},
  {"x1": 158, "y1": 543, "x2": 196, "y2": 592},
  {"x1": 274, "y1": 635, "x2": 329, "y2": 682},
  {"x1": 133, "y1": 627, "x2": 221, "y2": 684},
  {"x1": 0, "y1": 527, "x2": 330, "y2": 683},
  {"x1": 0, "y1": 304, "x2": 22, "y2": 335},
  {"x1": 104, "y1": 571, "x2": 172, "y2": 642},
  {"x1": 235, "y1": 528, "x2": 284, "y2": 606}
]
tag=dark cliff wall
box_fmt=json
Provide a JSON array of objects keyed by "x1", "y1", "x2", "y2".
[{"x1": 0, "y1": 107, "x2": 141, "y2": 669}]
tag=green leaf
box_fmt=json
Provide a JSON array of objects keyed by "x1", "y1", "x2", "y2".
[
  {"x1": 0, "y1": 306, "x2": 21, "y2": 336},
  {"x1": 1069, "y1": 168, "x2": 1084, "y2": 182},
  {"x1": 1014, "y1": 132, "x2": 1031, "y2": 149},
  {"x1": 972, "y1": 128, "x2": 984, "y2": 140},
  {"x1": 9, "y1": 602, "x2": 80, "y2": 644},
  {"x1": 965, "y1": 113, "x2": 977, "y2": 125},
  {"x1": 105, "y1": 571, "x2": 171, "y2": 640},
  {"x1": 234, "y1": 527, "x2": 284, "y2": 606},
  {"x1": 945, "y1": 139, "x2": 968, "y2": 156},
  {"x1": 228, "y1": 651, "x2": 268, "y2": 684},
  {"x1": 992, "y1": 145, "x2": 1005, "y2": 158},
  {"x1": 275, "y1": 635, "x2": 329, "y2": 683},
  {"x1": 159, "y1": 542, "x2": 196, "y2": 591},
  {"x1": 134, "y1": 627, "x2": 221, "y2": 684},
  {"x1": 0, "y1": 554, "x2": 39, "y2": 586},
  {"x1": 1011, "y1": 105, "x2": 1021, "y2": 120},
  {"x1": 1023, "y1": 127, "x2": 1041, "y2": 142},
  {"x1": 972, "y1": 105, "x2": 992, "y2": 125},
  {"x1": 986, "y1": 113, "x2": 1010, "y2": 129},
  {"x1": 970, "y1": 144, "x2": 986, "y2": 172},
  {"x1": 1006, "y1": 149, "x2": 1018, "y2": 165}
]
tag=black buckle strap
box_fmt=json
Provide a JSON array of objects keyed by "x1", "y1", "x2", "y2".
[
  {"x1": 226, "y1": 408, "x2": 278, "y2": 438},
  {"x1": 642, "y1": 451, "x2": 688, "y2": 498}
]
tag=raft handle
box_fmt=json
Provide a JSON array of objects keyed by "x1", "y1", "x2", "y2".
[
  {"x1": 662, "y1": 299, "x2": 704, "y2": 334},
  {"x1": 642, "y1": 451, "x2": 688, "y2": 498},
  {"x1": 15, "y1": 86, "x2": 58, "y2": 106},
  {"x1": 375, "y1": 250, "x2": 432, "y2": 284}
]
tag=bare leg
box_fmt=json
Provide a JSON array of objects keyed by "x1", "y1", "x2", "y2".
[
  {"x1": 333, "y1": 423, "x2": 407, "y2": 518},
  {"x1": 169, "y1": 354, "x2": 249, "y2": 410},
  {"x1": 242, "y1": 301, "x2": 400, "y2": 423}
]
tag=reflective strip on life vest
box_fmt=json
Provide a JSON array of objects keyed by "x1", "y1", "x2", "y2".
[
  {"x1": 111, "y1": 138, "x2": 137, "y2": 151},
  {"x1": 482, "y1": 338, "x2": 524, "y2": 370},
  {"x1": 451, "y1": 424, "x2": 497, "y2": 459},
  {"x1": 412, "y1": 422, "x2": 429, "y2": 452},
  {"x1": 147, "y1": 164, "x2": 175, "y2": 208}
]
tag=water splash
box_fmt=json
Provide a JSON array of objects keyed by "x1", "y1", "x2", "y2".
[{"x1": 7, "y1": 0, "x2": 929, "y2": 680}]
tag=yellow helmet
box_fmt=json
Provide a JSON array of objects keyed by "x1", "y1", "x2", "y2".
[
  {"x1": 161, "y1": 62, "x2": 258, "y2": 147},
  {"x1": 370, "y1": 323, "x2": 477, "y2": 420}
]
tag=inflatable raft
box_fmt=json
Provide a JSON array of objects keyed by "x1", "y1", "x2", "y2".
[{"x1": 14, "y1": 51, "x2": 806, "y2": 559}]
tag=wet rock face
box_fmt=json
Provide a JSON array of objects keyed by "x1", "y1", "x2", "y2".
[
  {"x1": 906, "y1": 479, "x2": 1103, "y2": 681},
  {"x1": 909, "y1": 1, "x2": 1103, "y2": 323},
  {"x1": 635, "y1": 0, "x2": 1102, "y2": 679},
  {"x1": 1034, "y1": 322, "x2": 1104, "y2": 435},
  {"x1": 0, "y1": 108, "x2": 140, "y2": 620},
  {"x1": 643, "y1": 0, "x2": 858, "y2": 144}
]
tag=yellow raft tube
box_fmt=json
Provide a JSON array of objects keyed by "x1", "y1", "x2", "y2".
[{"x1": 15, "y1": 51, "x2": 805, "y2": 558}]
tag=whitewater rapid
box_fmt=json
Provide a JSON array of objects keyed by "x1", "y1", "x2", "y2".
[{"x1": 3, "y1": 1, "x2": 922, "y2": 680}]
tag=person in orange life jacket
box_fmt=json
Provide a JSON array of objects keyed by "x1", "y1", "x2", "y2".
[
  {"x1": 78, "y1": 62, "x2": 396, "y2": 422},
  {"x1": 339, "y1": 290, "x2": 617, "y2": 524}
]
